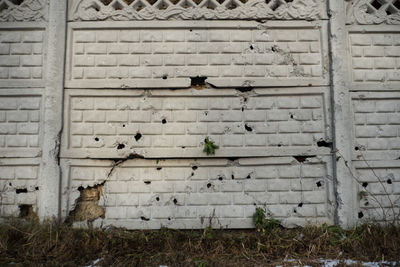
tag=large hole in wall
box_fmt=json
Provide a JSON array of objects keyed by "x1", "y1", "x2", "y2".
[{"x1": 65, "y1": 184, "x2": 105, "y2": 225}]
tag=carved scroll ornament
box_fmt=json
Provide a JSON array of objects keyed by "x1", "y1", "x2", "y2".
[
  {"x1": 0, "y1": 0, "x2": 47, "y2": 22},
  {"x1": 71, "y1": 0, "x2": 322, "y2": 21},
  {"x1": 348, "y1": 0, "x2": 400, "y2": 25}
]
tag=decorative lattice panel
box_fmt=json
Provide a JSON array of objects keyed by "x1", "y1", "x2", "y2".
[
  {"x1": 70, "y1": 0, "x2": 322, "y2": 20},
  {"x1": 0, "y1": 0, "x2": 47, "y2": 21},
  {"x1": 348, "y1": 0, "x2": 400, "y2": 24}
]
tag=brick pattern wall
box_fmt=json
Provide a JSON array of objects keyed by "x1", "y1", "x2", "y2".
[
  {"x1": 69, "y1": 28, "x2": 323, "y2": 81},
  {"x1": 356, "y1": 165, "x2": 400, "y2": 222},
  {"x1": 0, "y1": 96, "x2": 41, "y2": 149},
  {"x1": 353, "y1": 97, "x2": 400, "y2": 158},
  {"x1": 350, "y1": 33, "x2": 400, "y2": 83},
  {"x1": 0, "y1": 164, "x2": 40, "y2": 217},
  {"x1": 64, "y1": 158, "x2": 334, "y2": 229},
  {"x1": 0, "y1": 30, "x2": 44, "y2": 80},
  {"x1": 66, "y1": 93, "x2": 327, "y2": 156}
]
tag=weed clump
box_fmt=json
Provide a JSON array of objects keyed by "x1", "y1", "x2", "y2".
[
  {"x1": 203, "y1": 137, "x2": 219, "y2": 155},
  {"x1": 253, "y1": 207, "x2": 281, "y2": 233}
]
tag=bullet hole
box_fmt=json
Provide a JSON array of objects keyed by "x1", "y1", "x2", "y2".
[
  {"x1": 144, "y1": 181, "x2": 151, "y2": 185},
  {"x1": 35, "y1": 187, "x2": 39, "y2": 191},
  {"x1": 156, "y1": 197, "x2": 160, "y2": 201},
  {"x1": 293, "y1": 155, "x2": 316, "y2": 163},
  {"x1": 181, "y1": 146, "x2": 186, "y2": 149},
  {"x1": 122, "y1": 124, "x2": 126, "y2": 127},
  {"x1": 9, "y1": 183, "x2": 12, "y2": 186},
  {"x1": 387, "y1": 179, "x2": 392, "y2": 184},
  {"x1": 241, "y1": 107, "x2": 245, "y2": 112},
  {"x1": 228, "y1": 157, "x2": 239, "y2": 162},
  {"x1": 298, "y1": 203, "x2": 303, "y2": 207},
  {"x1": 189, "y1": 29, "x2": 192, "y2": 32},
  {"x1": 16, "y1": 188, "x2": 28, "y2": 194},
  {"x1": 162, "y1": 75, "x2": 167, "y2": 80},
  {"x1": 246, "y1": 174, "x2": 251, "y2": 179},
  {"x1": 236, "y1": 87, "x2": 253, "y2": 93},
  {"x1": 317, "y1": 140, "x2": 333, "y2": 148},
  {"x1": 308, "y1": 83, "x2": 312, "y2": 87},
  {"x1": 253, "y1": 203, "x2": 257, "y2": 206},
  {"x1": 162, "y1": 119, "x2": 167, "y2": 124},
  {"x1": 191, "y1": 172, "x2": 194, "y2": 176},
  {"x1": 358, "y1": 211, "x2": 364, "y2": 219},
  {"x1": 19, "y1": 205, "x2": 33, "y2": 218},
  {"x1": 207, "y1": 183, "x2": 212, "y2": 188},
  {"x1": 316, "y1": 181, "x2": 322, "y2": 187},
  {"x1": 364, "y1": 201, "x2": 369, "y2": 206},
  {"x1": 218, "y1": 176, "x2": 223, "y2": 181},
  {"x1": 192, "y1": 166, "x2": 198, "y2": 170},
  {"x1": 204, "y1": 111, "x2": 208, "y2": 116},
  {"x1": 173, "y1": 198, "x2": 178, "y2": 205},
  {"x1": 157, "y1": 167, "x2": 162, "y2": 171},
  {"x1": 290, "y1": 114, "x2": 294, "y2": 119},
  {"x1": 117, "y1": 144, "x2": 125, "y2": 150},
  {"x1": 245, "y1": 124, "x2": 253, "y2": 132},
  {"x1": 355, "y1": 146, "x2": 359, "y2": 151},
  {"x1": 271, "y1": 46, "x2": 277, "y2": 52},
  {"x1": 249, "y1": 45, "x2": 254, "y2": 50},
  {"x1": 127, "y1": 153, "x2": 144, "y2": 159},
  {"x1": 243, "y1": 97, "x2": 248, "y2": 103},
  {"x1": 190, "y1": 76, "x2": 207, "y2": 87},
  {"x1": 168, "y1": 217, "x2": 171, "y2": 221},
  {"x1": 277, "y1": 144, "x2": 282, "y2": 147},
  {"x1": 94, "y1": 137, "x2": 99, "y2": 141},
  {"x1": 134, "y1": 132, "x2": 142, "y2": 141},
  {"x1": 231, "y1": 175, "x2": 235, "y2": 180},
  {"x1": 293, "y1": 209, "x2": 297, "y2": 213},
  {"x1": 141, "y1": 216, "x2": 150, "y2": 221},
  {"x1": 362, "y1": 182, "x2": 368, "y2": 188}
]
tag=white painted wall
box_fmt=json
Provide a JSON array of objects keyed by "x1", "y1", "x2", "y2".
[{"x1": 0, "y1": 0, "x2": 399, "y2": 228}]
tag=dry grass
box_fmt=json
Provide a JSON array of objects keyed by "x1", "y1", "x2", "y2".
[{"x1": 0, "y1": 219, "x2": 399, "y2": 266}]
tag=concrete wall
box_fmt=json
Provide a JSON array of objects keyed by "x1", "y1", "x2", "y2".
[{"x1": 0, "y1": 0, "x2": 399, "y2": 228}]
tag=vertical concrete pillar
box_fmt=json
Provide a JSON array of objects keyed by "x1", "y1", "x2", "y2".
[
  {"x1": 328, "y1": 0, "x2": 358, "y2": 228},
  {"x1": 38, "y1": 1, "x2": 67, "y2": 219}
]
